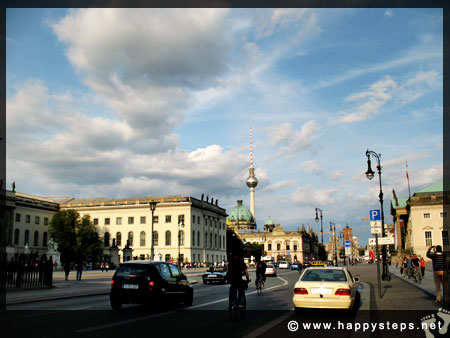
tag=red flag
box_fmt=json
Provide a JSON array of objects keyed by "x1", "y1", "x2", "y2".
[{"x1": 406, "y1": 162, "x2": 409, "y2": 180}]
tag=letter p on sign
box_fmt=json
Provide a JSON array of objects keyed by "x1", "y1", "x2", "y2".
[{"x1": 370, "y1": 209, "x2": 381, "y2": 221}]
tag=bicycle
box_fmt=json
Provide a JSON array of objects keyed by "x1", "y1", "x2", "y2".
[{"x1": 229, "y1": 280, "x2": 249, "y2": 320}]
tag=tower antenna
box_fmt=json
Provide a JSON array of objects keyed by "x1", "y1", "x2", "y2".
[{"x1": 250, "y1": 126, "x2": 253, "y2": 167}]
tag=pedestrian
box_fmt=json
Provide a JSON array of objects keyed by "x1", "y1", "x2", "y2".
[
  {"x1": 420, "y1": 256, "x2": 426, "y2": 277},
  {"x1": 426, "y1": 245, "x2": 449, "y2": 305},
  {"x1": 411, "y1": 254, "x2": 422, "y2": 283},
  {"x1": 101, "y1": 262, "x2": 105, "y2": 272},
  {"x1": 407, "y1": 256, "x2": 413, "y2": 279},
  {"x1": 76, "y1": 259, "x2": 84, "y2": 281},
  {"x1": 64, "y1": 260, "x2": 71, "y2": 281},
  {"x1": 105, "y1": 262, "x2": 109, "y2": 272},
  {"x1": 53, "y1": 261, "x2": 57, "y2": 271},
  {"x1": 402, "y1": 257, "x2": 408, "y2": 277}
]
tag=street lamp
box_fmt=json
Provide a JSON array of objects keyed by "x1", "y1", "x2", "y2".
[
  {"x1": 149, "y1": 201, "x2": 157, "y2": 261},
  {"x1": 365, "y1": 149, "x2": 390, "y2": 281},
  {"x1": 315, "y1": 208, "x2": 324, "y2": 245},
  {"x1": 330, "y1": 222, "x2": 337, "y2": 266},
  {"x1": 178, "y1": 216, "x2": 185, "y2": 267}
]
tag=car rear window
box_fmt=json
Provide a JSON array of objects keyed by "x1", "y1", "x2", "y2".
[
  {"x1": 302, "y1": 269, "x2": 347, "y2": 282},
  {"x1": 116, "y1": 264, "x2": 150, "y2": 277}
]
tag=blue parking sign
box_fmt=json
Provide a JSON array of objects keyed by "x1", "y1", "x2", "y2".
[{"x1": 370, "y1": 209, "x2": 381, "y2": 221}]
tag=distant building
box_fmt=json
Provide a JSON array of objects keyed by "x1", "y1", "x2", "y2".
[{"x1": 238, "y1": 220, "x2": 319, "y2": 263}]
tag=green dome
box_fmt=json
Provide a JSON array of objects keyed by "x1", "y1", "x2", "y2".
[
  {"x1": 227, "y1": 200, "x2": 254, "y2": 222},
  {"x1": 265, "y1": 217, "x2": 275, "y2": 226}
]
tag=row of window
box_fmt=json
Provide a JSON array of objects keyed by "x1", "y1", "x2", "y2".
[
  {"x1": 105, "y1": 230, "x2": 226, "y2": 249},
  {"x1": 266, "y1": 243, "x2": 299, "y2": 251},
  {"x1": 423, "y1": 212, "x2": 447, "y2": 219},
  {"x1": 15, "y1": 214, "x2": 49, "y2": 225},
  {"x1": 92, "y1": 215, "x2": 226, "y2": 229},
  {"x1": 424, "y1": 230, "x2": 449, "y2": 246},
  {"x1": 14, "y1": 229, "x2": 48, "y2": 247}
]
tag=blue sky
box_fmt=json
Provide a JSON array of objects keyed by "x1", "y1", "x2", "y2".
[{"x1": 6, "y1": 8, "x2": 443, "y2": 247}]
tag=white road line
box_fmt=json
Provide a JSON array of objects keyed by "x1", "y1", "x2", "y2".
[
  {"x1": 242, "y1": 310, "x2": 293, "y2": 338},
  {"x1": 66, "y1": 306, "x2": 91, "y2": 310},
  {"x1": 188, "y1": 276, "x2": 289, "y2": 310},
  {"x1": 76, "y1": 310, "x2": 177, "y2": 333}
]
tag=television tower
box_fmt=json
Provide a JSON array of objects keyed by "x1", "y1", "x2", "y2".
[{"x1": 246, "y1": 127, "x2": 258, "y2": 218}]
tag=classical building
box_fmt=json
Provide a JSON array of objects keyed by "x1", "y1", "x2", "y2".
[
  {"x1": 230, "y1": 212, "x2": 319, "y2": 263},
  {"x1": 2, "y1": 190, "x2": 60, "y2": 260},
  {"x1": 60, "y1": 195, "x2": 227, "y2": 264},
  {"x1": 391, "y1": 181, "x2": 449, "y2": 258},
  {"x1": 2, "y1": 189, "x2": 227, "y2": 264}
]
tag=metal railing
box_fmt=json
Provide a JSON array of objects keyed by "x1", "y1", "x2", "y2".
[{"x1": 0, "y1": 256, "x2": 53, "y2": 289}]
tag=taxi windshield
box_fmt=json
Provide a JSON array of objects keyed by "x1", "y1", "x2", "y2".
[{"x1": 302, "y1": 269, "x2": 347, "y2": 282}]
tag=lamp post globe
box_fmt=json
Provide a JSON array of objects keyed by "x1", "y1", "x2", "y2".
[{"x1": 149, "y1": 201, "x2": 157, "y2": 261}]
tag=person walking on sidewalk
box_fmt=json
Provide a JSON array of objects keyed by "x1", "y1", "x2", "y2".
[
  {"x1": 402, "y1": 257, "x2": 408, "y2": 277},
  {"x1": 420, "y1": 256, "x2": 426, "y2": 277},
  {"x1": 76, "y1": 260, "x2": 84, "y2": 281},
  {"x1": 426, "y1": 245, "x2": 449, "y2": 305},
  {"x1": 411, "y1": 254, "x2": 422, "y2": 283},
  {"x1": 63, "y1": 260, "x2": 71, "y2": 281},
  {"x1": 407, "y1": 256, "x2": 413, "y2": 279}
]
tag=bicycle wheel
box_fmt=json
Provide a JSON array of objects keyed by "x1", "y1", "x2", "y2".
[{"x1": 229, "y1": 302, "x2": 238, "y2": 321}]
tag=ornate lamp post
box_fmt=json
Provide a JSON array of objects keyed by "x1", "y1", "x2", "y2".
[
  {"x1": 149, "y1": 201, "x2": 157, "y2": 261},
  {"x1": 365, "y1": 149, "x2": 390, "y2": 281},
  {"x1": 330, "y1": 222, "x2": 337, "y2": 266},
  {"x1": 315, "y1": 208, "x2": 324, "y2": 245},
  {"x1": 178, "y1": 216, "x2": 185, "y2": 267}
]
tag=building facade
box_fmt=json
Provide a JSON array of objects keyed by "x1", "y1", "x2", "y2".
[
  {"x1": 60, "y1": 195, "x2": 227, "y2": 264},
  {"x1": 391, "y1": 181, "x2": 449, "y2": 258},
  {"x1": 2, "y1": 190, "x2": 60, "y2": 260}
]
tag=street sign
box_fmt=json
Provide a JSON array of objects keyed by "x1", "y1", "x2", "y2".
[
  {"x1": 344, "y1": 240, "x2": 351, "y2": 247},
  {"x1": 370, "y1": 221, "x2": 381, "y2": 228},
  {"x1": 369, "y1": 237, "x2": 394, "y2": 245},
  {"x1": 371, "y1": 227, "x2": 382, "y2": 234},
  {"x1": 345, "y1": 246, "x2": 351, "y2": 255},
  {"x1": 370, "y1": 209, "x2": 381, "y2": 221}
]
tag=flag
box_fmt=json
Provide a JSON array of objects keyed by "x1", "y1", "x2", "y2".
[{"x1": 406, "y1": 162, "x2": 409, "y2": 180}]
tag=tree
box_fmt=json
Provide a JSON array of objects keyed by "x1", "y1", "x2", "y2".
[
  {"x1": 249, "y1": 242, "x2": 264, "y2": 261},
  {"x1": 49, "y1": 210, "x2": 103, "y2": 263}
]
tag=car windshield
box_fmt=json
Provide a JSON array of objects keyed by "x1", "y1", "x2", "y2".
[
  {"x1": 116, "y1": 264, "x2": 150, "y2": 277},
  {"x1": 301, "y1": 269, "x2": 347, "y2": 282}
]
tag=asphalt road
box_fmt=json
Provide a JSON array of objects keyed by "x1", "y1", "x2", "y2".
[{"x1": 3, "y1": 265, "x2": 445, "y2": 338}]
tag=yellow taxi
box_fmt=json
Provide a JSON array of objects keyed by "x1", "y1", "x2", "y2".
[{"x1": 310, "y1": 261, "x2": 325, "y2": 267}]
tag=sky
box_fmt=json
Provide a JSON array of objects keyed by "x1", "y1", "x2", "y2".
[{"x1": 6, "y1": 8, "x2": 443, "y2": 248}]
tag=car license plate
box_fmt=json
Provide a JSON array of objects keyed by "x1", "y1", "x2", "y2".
[
  {"x1": 208, "y1": 275, "x2": 217, "y2": 278},
  {"x1": 123, "y1": 284, "x2": 139, "y2": 289},
  {"x1": 311, "y1": 288, "x2": 332, "y2": 295}
]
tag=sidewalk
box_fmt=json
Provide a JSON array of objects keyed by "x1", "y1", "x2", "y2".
[
  {"x1": 389, "y1": 265, "x2": 450, "y2": 303},
  {"x1": 5, "y1": 268, "x2": 203, "y2": 305}
]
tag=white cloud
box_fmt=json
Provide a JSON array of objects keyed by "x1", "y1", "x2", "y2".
[
  {"x1": 262, "y1": 180, "x2": 296, "y2": 192},
  {"x1": 297, "y1": 160, "x2": 322, "y2": 175},
  {"x1": 49, "y1": 8, "x2": 232, "y2": 140},
  {"x1": 265, "y1": 120, "x2": 321, "y2": 157},
  {"x1": 384, "y1": 9, "x2": 393, "y2": 17},
  {"x1": 290, "y1": 184, "x2": 338, "y2": 206},
  {"x1": 334, "y1": 76, "x2": 397, "y2": 124}
]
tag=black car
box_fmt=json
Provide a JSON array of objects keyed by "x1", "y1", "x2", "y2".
[
  {"x1": 202, "y1": 266, "x2": 228, "y2": 284},
  {"x1": 110, "y1": 261, "x2": 193, "y2": 310}
]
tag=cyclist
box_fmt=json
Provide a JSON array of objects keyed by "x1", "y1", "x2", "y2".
[
  {"x1": 255, "y1": 259, "x2": 267, "y2": 288},
  {"x1": 227, "y1": 252, "x2": 250, "y2": 310}
]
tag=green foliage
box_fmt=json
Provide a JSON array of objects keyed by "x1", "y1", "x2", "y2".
[
  {"x1": 249, "y1": 242, "x2": 264, "y2": 261},
  {"x1": 49, "y1": 210, "x2": 103, "y2": 263}
]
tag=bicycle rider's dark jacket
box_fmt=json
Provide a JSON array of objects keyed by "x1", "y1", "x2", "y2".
[{"x1": 227, "y1": 258, "x2": 247, "y2": 288}]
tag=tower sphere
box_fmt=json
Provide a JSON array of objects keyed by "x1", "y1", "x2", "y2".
[{"x1": 246, "y1": 175, "x2": 258, "y2": 188}]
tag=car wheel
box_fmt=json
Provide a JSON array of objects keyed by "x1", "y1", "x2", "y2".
[
  {"x1": 294, "y1": 307, "x2": 302, "y2": 315},
  {"x1": 203, "y1": 280, "x2": 208, "y2": 285}
]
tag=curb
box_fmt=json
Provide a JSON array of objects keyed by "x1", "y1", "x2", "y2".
[{"x1": 6, "y1": 280, "x2": 198, "y2": 306}]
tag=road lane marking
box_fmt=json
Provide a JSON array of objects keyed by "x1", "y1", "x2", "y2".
[
  {"x1": 188, "y1": 275, "x2": 289, "y2": 309},
  {"x1": 76, "y1": 310, "x2": 177, "y2": 333},
  {"x1": 242, "y1": 310, "x2": 293, "y2": 338},
  {"x1": 67, "y1": 306, "x2": 91, "y2": 310}
]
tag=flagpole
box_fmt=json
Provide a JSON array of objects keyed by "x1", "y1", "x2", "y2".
[{"x1": 406, "y1": 162, "x2": 411, "y2": 198}]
